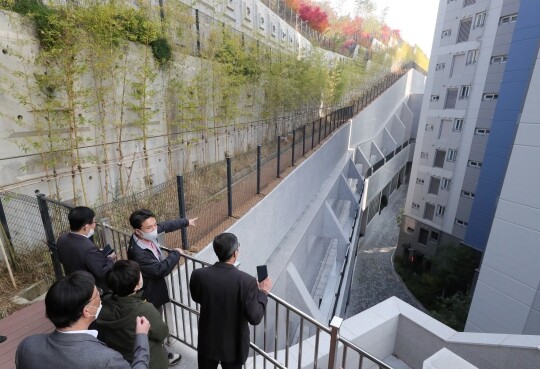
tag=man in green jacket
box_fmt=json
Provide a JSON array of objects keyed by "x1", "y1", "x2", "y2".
[{"x1": 96, "y1": 260, "x2": 180, "y2": 368}]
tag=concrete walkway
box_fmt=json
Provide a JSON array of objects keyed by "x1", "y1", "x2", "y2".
[{"x1": 346, "y1": 184, "x2": 424, "y2": 317}]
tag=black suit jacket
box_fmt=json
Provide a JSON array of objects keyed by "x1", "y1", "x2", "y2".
[
  {"x1": 57, "y1": 232, "x2": 113, "y2": 290},
  {"x1": 189, "y1": 262, "x2": 268, "y2": 363},
  {"x1": 128, "y1": 218, "x2": 187, "y2": 308}
]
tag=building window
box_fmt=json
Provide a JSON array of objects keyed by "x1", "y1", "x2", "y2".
[
  {"x1": 418, "y1": 229, "x2": 429, "y2": 244},
  {"x1": 475, "y1": 128, "x2": 490, "y2": 135},
  {"x1": 447, "y1": 149, "x2": 458, "y2": 162},
  {"x1": 431, "y1": 95, "x2": 440, "y2": 102},
  {"x1": 463, "y1": 0, "x2": 476, "y2": 7},
  {"x1": 490, "y1": 55, "x2": 508, "y2": 64},
  {"x1": 424, "y1": 204, "x2": 435, "y2": 221},
  {"x1": 441, "y1": 178, "x2": 451, "y2": 190},
  {"x1": 482, "y1": 93, "x2": 499, "y2": 101},
  {"x1": 430, "y1": 231, "x2": 440, "y2": 242},
  {"x1": 459, "y1": 85, "x2": 470, "y2": 99},
  {"x1": 445, "y1": 88, "x2": 458, "y2": 109},
  {"x1": 428, "y1": 177, "x2": 441, "y2": 195},
  {"x1": 457, "y1": 18, "x2": 472, "y2": 43},
  {"x1": 412, "y1": 202, "x2": 420, "y2": 209},
  {"x1": 499, "y1": 14, "x2": 518, "y2": 25},
  {"x1": 442, "y1": 29, "x2": 452, "y2": 38},
  {"x1": 455, "y1": 218, "x2": 468, "y2": 227},
  {"x1": 475, "y1": 11, "x2": 486, "y2": 28},
  {"x1": 461, "y1": 190, "x2": 475, "y2": 198},
  {"x1": 416, "y1": 178, "x2": 424, "y2": 184},
  {"x1": 434, "y1": 150, "x2": 446, "y2": 168},
  {"x1": 436, "y1": 63, "x2": 446, "y2": 71},
  {"x1": 468, "y1": 160, "x2": 483, "y2": 168},
  {"x1": 425, "y1": 124, "x2": 434, "y2": 131},
  {"x1": 436, "y1": 205, "x2": 446, "y2": 217},
  {"x1": 466, "y1": 49, "x2": 478, "y2": 65},
  {"x1": 453, "y1": 118, "x2": 464, "y2": 132}
]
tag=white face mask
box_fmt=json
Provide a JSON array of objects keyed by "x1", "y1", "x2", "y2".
[
  {"x1": 88, "y1": 302, "x2": 102, "y2": 320},
  {"x1": 85, "y1": 228, "x2": 95, "y2": 239},
  {"x1": 140, "y1": 229, "x2": 158, "y2": 242}
]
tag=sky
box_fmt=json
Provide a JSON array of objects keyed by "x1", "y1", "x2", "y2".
[{"x1": 327, "y1": 0, "x2": 440, "y2": 55}]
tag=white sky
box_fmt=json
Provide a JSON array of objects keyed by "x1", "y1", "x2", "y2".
[{"x1": 326, "y1": 0, "x2": 440, "y2": 55}]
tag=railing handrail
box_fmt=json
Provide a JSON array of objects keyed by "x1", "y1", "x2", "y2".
[{"x1": 338, "y1": 337, "x2": 393, "y2": 369}]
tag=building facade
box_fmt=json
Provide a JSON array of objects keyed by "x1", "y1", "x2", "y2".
[{"x1": 398, "y1": 0, "x2": 540, "y2": 334}]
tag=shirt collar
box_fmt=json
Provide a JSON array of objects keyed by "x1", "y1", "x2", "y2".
[{"x1": 57, "y1": 329, "x2": 98, "y2": 338}]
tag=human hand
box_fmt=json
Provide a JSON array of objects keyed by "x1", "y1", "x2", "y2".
[
  {"x1": 107, "y1": 252, "x2": 117, "y2": 261},
  {"x1": 258, "y1": 277, "x2": 273, "y2": 295},
  {"x1": 188, "y1": 217, "x2": 198, "y2": 226},
  {"x1": 172, "y1": 248, "x2": 184, "y2": 255},
  {"x1": 135, "y1": 316, "x2": 151, "y2": 335}
]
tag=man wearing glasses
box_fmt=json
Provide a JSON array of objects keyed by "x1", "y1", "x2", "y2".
[
  {"x1": 189, "y1": 233, "x2": 273, "y2": 369},
  {"x1": 16, "y1": 271, "x2": 151, "y2": 369},
  {"x1": 57, "y1": 206, "x2": 116, "y2": 291}
]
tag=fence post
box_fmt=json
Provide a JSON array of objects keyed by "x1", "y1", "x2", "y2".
[
  {"x1": 324, "y1": 115, "x2": 327, "y2": 138},
  {"x1": 311, "y1": 120, "x2": 315, "y2": 150},
  {"x1": 36, "y1": 194, "x2": 63, "y2": 280},
  {"x1": 176, "y1": 175, "x2": 189, "y2": 250},
  {"x1": 256, "y1": 145, "x2": 261, "y2": 195},
  {"x1": 0, "y1": 196, "x2": 13, "y2": 249},
  {"x1": 302, "y1": 125, "x2": 306, "y2": 157},
  {"x1": 226, "y1": 157, "x2": 233, "y2": 217},
  {"x1": 291, "y1": 129, "x2": 296, "y2": 166},
  {"x1": 327, "y1": 316, "x2": 343, "y2": 369},
  {"x1": 277, "y1": 136, "x2": 281, "y2": 178},
  {"x1": 195, "y1": 9, "x2": 201, "y2": 56},
  {"x1": 318, "y1": 117, "x2": 322, "y2": 144}
]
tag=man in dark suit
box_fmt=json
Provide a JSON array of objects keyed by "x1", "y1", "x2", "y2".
[
  {"x1": 57, "y1": 206, "x2": 115, "y2": 291},
  {"x1": 189, "y1": 233, "x2": 273, "y2": 369},
  {"x1": 15, "y1": 271, "x2": 151, "y2": 369}
]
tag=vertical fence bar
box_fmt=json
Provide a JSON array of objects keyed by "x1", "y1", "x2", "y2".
[
  {"x1": 291, "y1": 129, "x2": 296, "y2": 166},
  {"x1": 327, "y1": 317, "x2": 343, "y2": 369},
  {"x1": 277, "y1": 136, "x2": 281, "y2": 178},
  {"x1": 226, "y1": 157, "x2": 233, "y2": 217},
  {"x1": 324, "y1": 116, "x2": 327, "y2": 138},
  {"x1": 0, "y1": 197, "x2": 13, "y2": 248},
  {"x1": 311, "y1": 120, "x2": 315, "y2": 150},
  {"x1": 176, "y1": 175, "x2": 189, "y2": 250},
  {"x1": 318, "y1": 117, "x2": 322, "y2": 143},
  {"x1": 302, "y1": 125, "x2": 306, "y2": 157},
  {"x1": 36, "y1": 194, "x2": 63, "y2": 280},
  {"x1": 256, "y1": 145, "x2": 261, "y2": 195},
  {"x1": 195, "y1": 9, "x2": 201, "y2": 55}
]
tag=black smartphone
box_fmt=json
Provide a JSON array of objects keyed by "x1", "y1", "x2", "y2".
[
  {"x1": 256, "y1": 265, "x2": 268, "y2": 283},
  {"x1": 101, "y1": 244, "x2": 115, "y2": 257}
]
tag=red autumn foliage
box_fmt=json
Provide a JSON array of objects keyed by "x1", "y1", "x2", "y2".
[{"x1": 298, "y1": 3, "x2": 330, "y2": 33}]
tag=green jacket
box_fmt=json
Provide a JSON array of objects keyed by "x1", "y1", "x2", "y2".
[{"x1": 96, "y1": 292, "x2": 169, "y2": 369}]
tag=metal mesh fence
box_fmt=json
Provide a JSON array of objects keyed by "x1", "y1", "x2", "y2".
[{"x1": 0, "y1": 191, "x2": 47, "y2": 255}]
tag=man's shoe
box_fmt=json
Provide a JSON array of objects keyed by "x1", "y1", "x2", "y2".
[{"x1": 168, "y1": 353, "x2": 181, "y2": 366}]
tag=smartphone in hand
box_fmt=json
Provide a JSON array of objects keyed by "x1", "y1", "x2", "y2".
[
  {"x1": 101, "y1": 244, "x2": 115, "y2": 257},
  {"x1": 256, "y1": 265, "x2": 268, "y2": 283}
]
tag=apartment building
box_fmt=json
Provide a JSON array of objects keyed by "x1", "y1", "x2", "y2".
[
  {"x1": 398, "y1": 0, "x2": 522, "y2": 259},
  {"x1": 399, "y1": 0, "x2": 540, "y2": 335}
]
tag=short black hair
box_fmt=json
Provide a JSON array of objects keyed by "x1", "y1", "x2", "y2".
[
  {"x1": 129, "y1": 209, "x2": 156, "y2": 230},
  {"x1": 68, "y1": 206, "x2": 95, "y2": 231},
  {"x1": 106, "y1": 260, "x2": 141, "y2": 297},
  {"x1": 213, "y1": 233, "x2": 239, "y2": 262},
  {"x1": 45, "y1": 271, "x2": 95, "y2": 329}
]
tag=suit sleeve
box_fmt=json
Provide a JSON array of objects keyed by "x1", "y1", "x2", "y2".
[
  {"x1": 141, "y1": 303, "x2": 169, "y2": 342},
  {"x1": 136, "y1": 249, "x2": 181, "y2": 279},
  {"x1": 105, "y1": 334, "x2": 149, "y2": 369},
  {"x1": 189, "y1": 270, "x2": 200, "y2": 303},
  {"x1": 243, "y1": 277, "x2": 268, "y2": 325},
  {"x1": 84, "y1": 247, "x2": 114, "y2": 280},
  {"x1": 157, "y1": 218, "x2": 189, "y2": 233}
]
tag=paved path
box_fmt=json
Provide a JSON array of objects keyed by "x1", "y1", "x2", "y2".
[{"x1": 346, "y1": 184, "x2": 424, "y2": 317}]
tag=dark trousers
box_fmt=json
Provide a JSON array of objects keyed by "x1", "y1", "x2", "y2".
[{"x1": 198, "y1": 356, "x2": 242, "y2": 369}]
